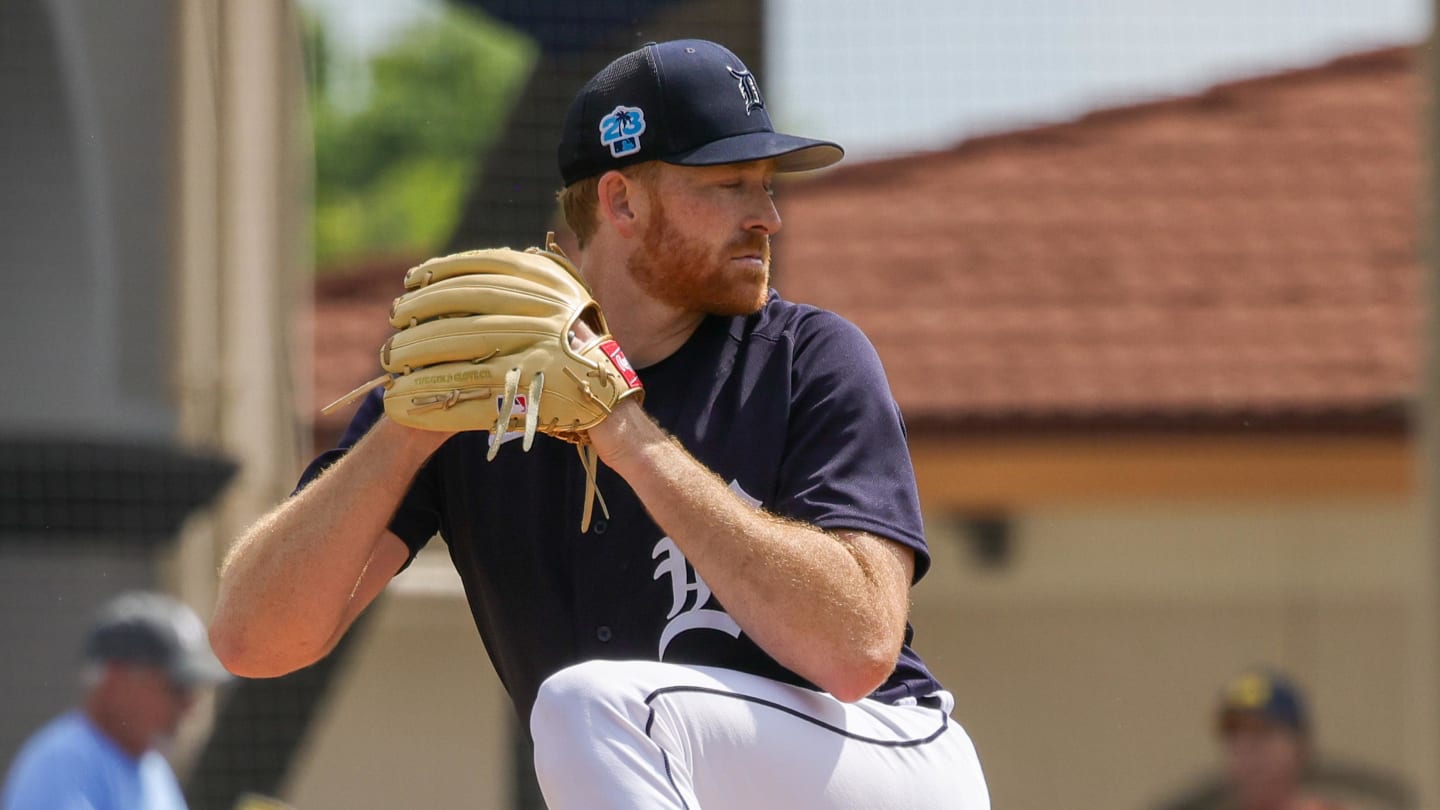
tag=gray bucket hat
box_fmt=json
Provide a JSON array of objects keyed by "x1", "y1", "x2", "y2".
[{"x1": 84, "y1": 591, "x2": 231, "y2": 687}]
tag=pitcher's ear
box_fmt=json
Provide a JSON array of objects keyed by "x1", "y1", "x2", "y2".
[{"x1": 597, "y1": 169, "x2": 645, "y2": 239}]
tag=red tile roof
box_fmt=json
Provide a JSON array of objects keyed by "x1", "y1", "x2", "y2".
[
  {"x1": 773, "y1": 47, "x2": 1422, "y2": 432},
  {"x1": 312, "y1": 257, "x2": 419, "y2": 448},
  {"x1": 312, "y1": 48, "x2": 1423, "y2": 440}
]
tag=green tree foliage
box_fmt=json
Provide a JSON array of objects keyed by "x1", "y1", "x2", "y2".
[{"x1": 306, "y1": 5, "x2": 534, "y2": 270}]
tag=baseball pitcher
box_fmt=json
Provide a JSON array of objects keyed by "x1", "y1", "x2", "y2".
[{"x1": 212, "y1": 39, "x2": 990, "y2": 809}]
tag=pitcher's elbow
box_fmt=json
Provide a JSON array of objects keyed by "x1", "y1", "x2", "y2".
[
  {"x1": 208, "y1": 621, "x2": 316, "y2": 679},
  {"x1": 208, "y1": 622, "x2": 249, "y2": 675},
  {"x1": 819, "y1": 653, "x2": 896, "y2": 704},
  {"x1": 209, "y1": 622, "x2": 268, "y2": 678}
]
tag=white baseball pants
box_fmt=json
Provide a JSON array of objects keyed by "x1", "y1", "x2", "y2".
[{"x1": 530, "y1": 660, "x2": 990, "y2": 809}]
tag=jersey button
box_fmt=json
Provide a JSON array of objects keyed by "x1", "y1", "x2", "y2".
[
  {"x1": 596, "y1": 626, "x2": 613, "y2": 643},
  {"x1": 592, "y1": 519, "x2": 609, "y2": 535}
]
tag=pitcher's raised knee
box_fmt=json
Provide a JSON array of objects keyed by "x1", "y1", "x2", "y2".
[{"x1": 531, "y1": 660, "x2": 651, "y2": 758}]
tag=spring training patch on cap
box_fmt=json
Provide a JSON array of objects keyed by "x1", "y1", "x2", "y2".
[{"x1": 599, "y1": 106, "x2": 647, "y2": 157}]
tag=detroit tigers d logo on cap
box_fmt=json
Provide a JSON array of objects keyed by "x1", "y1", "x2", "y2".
[{"x1": 728, "y1": 67, "x2": 763, "y2": 115}]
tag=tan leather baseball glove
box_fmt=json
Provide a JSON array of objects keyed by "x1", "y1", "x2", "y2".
[{"x1": 325, "y1": 234, "x2": 643, "y2": 529}]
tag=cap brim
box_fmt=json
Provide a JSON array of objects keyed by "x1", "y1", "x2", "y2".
[
  {"x1": 667, "y1": 131, "x2": 844, "y2": 174},
  {"x1": 1217, "y1": 708, "x2": 1301, "y2": 736}
]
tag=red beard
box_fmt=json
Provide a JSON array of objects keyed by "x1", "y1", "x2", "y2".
[{"x1": 628, "y1": 193, "x2": 770, "y2": 316}]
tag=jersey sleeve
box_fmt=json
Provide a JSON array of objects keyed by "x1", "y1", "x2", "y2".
[
  {"x1": 293, "y1": 388, "x2": 441, "y2": 565},
  {"x1": 773, "y1": 311, "x2": 931, "y2": 582}
]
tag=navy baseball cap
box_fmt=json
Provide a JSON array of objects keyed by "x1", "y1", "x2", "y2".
[
  {"x1": 84, "y1": 591, "x2": 231, "y2": 687},
  {"x1": 1216, "y1": 669, "x2": 1309, "y2": 736},
  {"x1": 557, "y1": 39, "x2": 844, "y2": 186}
]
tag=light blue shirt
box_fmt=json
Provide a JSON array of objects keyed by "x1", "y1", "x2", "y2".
[{"x1": 1, "y1": 712, "x2": 188, "y2": 810}]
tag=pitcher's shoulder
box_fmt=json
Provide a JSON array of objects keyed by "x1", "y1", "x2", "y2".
[{"x1": 741, "y1": 289, "x2": 868, "y2": 346}]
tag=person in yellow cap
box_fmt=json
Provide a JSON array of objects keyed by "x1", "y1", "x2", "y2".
[{"x1": 1215, "y1": 669, "x2": 1346, "y2": 810}]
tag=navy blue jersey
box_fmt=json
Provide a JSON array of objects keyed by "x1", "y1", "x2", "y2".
[{"x1": 300, "y1": 290, "x2": 944, "y2": 720}]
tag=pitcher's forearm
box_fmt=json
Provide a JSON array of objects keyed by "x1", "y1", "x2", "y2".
[
  {"x1": 210, "y1": 419, "x2": 450, "y2": 675},
  {"x1": 592, "y1": 404, "x2": 912, "y2": 700}
]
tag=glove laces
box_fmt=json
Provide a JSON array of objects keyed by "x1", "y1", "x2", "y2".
[
  {"x1": 487, "y1": 366, "x2": 608, "y2": 532},
  {"x1": 575, "y1": 443, "x2": 609, "y2": 533},
  {"x1": 488, "y1": 367, "x2": 544, "y2": 461}
]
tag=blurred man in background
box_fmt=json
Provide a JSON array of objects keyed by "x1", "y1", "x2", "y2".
[
  {"x1": 1216, "y1": 669, "x2": 1346, "y2": 810},
  {"x1": 1, "y1": 591, "x2": 230, "y2": 810}
]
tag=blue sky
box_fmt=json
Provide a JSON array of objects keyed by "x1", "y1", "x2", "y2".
[{"x1": 302, "y1": 0, "x2": 1431, "y2": 160}]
